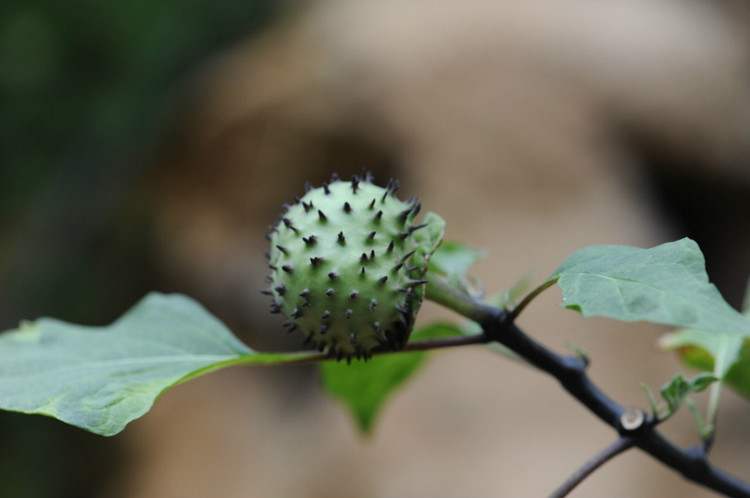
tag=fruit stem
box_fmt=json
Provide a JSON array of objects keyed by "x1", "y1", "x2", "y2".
[{"x1": 423, "y1": 270, "x2": 497, "y2": 324}]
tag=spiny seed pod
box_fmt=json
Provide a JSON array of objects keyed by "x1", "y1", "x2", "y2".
[{"x1": 265, "y1": 172, "x2": 432, "y2": 361}]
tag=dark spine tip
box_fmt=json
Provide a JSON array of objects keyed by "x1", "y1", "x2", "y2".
[
  {"x1": 326, "y1": 288, "x2": 335, "y2": 297},
  {"x1": 282, "y1": 265, "x2": 294, "y2": 274},
  {"x1": 373, "y1": 322, "x2": 381, "y2": 334},
  {"x1": 261, "y1": 289, "x2": 273, "y2": 295},
  {"x1": 310, "y1": 256, "x2": 324, "y2": 267},
  {"x1": 369, "y1": 300, "x2": 377, "y2": 312},
  {"x1": 322, "y1": 310, "x2": 331, "y2": 320},
  {"x1": 386, "y1": 240, "x2": 395, "y2": 253},
  {"x1": 360, "y1": 266, "x2": 366, "y2": 275},
  {"x1": 370, "y1": 249, "x2": 375, "y2": 260},
  {"x1": 291, "y1": 308, "x2": 303, "y2": 319},
  {"x1": 401, "y1": 249, "x2": 417, "y2": 262},
  {"x1": 270, "y1": 301, "x2": 281, "y2": 314},
  {"x1": 302, "y1": 201, "x2": 313, "y2": 213},
  {"x1": 299, "y1": 288, "x2": 310, "y2": 298},
  {"x1": 302, "y1": 332, "x2": 314, "y2": 345},
  {"x1": 360, "y1": 252, "x2": 369, "y2": 263},
  {"x1": 320, "y1": 324, "x2": 328, "y2": 335},
  {"x1": 368, "y1": 198, "x2": 376, "y2": 209},
  {"x1": 367, "y1": 231, "x2": 376, "y2": 242},
  {"x1": 328, "y1": 271, "x2": 340, "y2": 280},
  {"x1": 373, "y1": 210, "x2": 383, "y2": 222},
  {"x1": 398, "y1": 232, "x2": 410, "y2": 240},
  {"x1": 408, "y1": 279, "x2": 429, "y2": 286},
  {"x1": 323, "y1": 182, "x2": 331, "y2": 195},
  {"x1": 408, "y1": 223, "x2": 428, "y2": 234},
  {"x1": 330, "y1": 172, "x2": 341, "y2": 182},
  {"x1": 351, "y1": 175, "x2": 360, "y2": 193},
  {"x1": 337, "y1": 232, "x2": 346, "y2": 245},
  {"x1": 378, "y1": 275, "x2": 388, "y2": 284},
  {"x1": 392, "y1": 262, "x2": 404, "y2": 272},
  {"x1": 268, "y1": 264, "x2": 278, "y2": 271},
  {"x1": 264, "y1": 252, "x2": 271, "y2": 260},
  {"x1": 318, "y1": 209, "x2": 328, "y2": 222},
  {"x1": 301, "y1": 300, "x2": 311, "y2": 308},
  {"x1": 398, "y1": 208, "x2": 412, "y2": 223},
  {"x1": 343, "y1": 202, "x2": 352, "y2": 213},
  {"x1": 276, "y1": 245, "x2": 289, "y2": 255},
  {"x1": 292, "y1": 195, "x2": 300, "y2": 204},
  {"x1": 346, "y1": 309, "x2": 353, "y2": 319},
  {"x1": 274, "y1": 284, "x2": 287, "y2": 295},
  {"x1": 350, "y1": 332, "x2": 357, "y2": 344},
  {"x1": 303, "y1": 235, "x2": 317, "y2": 246},
  {"x1": 350, "y1": 290, "x2": 359, "y2": 299}
]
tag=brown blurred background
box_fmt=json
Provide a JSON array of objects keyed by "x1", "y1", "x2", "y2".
[{"x1": 1, "y1": 1, "x2": 749, "y2": 496}]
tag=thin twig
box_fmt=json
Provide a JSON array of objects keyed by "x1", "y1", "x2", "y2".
[
  {"x1": 507, "y1": 277, "x2": 558, "y2": 321},
  {"x1": 548, "y1": 436, "x2": 635, "y2": 498}
]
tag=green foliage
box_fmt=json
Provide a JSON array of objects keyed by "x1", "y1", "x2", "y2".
[
  {"x1": 320, "y1": 322, "x2": 465, "y2": 434},
  {"x1": 0, "y1": 293, "x2": 308, "y2": 436},
  {"x1": 659, "y1": 373, "x2": 717, "y2": 417},
  {"x1": 660, "y1": 279, "x2": 750, "y2": 398},
  {"x1": 552, "y1": 238, "x2": 750, "y2": 336}
]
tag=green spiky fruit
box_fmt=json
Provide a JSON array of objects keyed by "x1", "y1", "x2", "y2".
[{"x1": 265, "y1": 172, "x2": 434, "y2": 361}]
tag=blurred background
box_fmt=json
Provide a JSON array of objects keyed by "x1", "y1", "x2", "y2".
[{"x1": 1, "y1": 0, "x2": 749, "y2": 496}]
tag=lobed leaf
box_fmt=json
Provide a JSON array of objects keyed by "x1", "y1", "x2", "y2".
[
  {"x1": 0, "y1": 293, "x2": 309, "y2": 436},
  {"x1": 551, "y1": 238, "x2": 750, "y2": 336}
]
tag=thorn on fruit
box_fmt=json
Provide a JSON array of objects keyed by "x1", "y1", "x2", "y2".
[
  {"x1": 318, "y1": 210, "x2": 328, "y2": 222},
  {"x1": 299, "y1": 288, "x2": 310, "y2": 298}
]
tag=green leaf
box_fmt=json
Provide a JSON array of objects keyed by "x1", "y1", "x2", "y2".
[
  {"x1": 660, "y1": 277, "x2": 750, "y2": 399},
  {"x1": 660, "y1": 373, "x2": 717, "y2": 415},
  {"x1": 661, "y1": 331, "x2": 750, "y2": 399},
  {"x1": 319, "y1": 322, "x2": 464, "y2": 434},
  {"x1": 0, "y1": 293, "x2": 309, "y2": 436},
  {"x1": 428, "y1": 240, "x2": 485, "y2": 280},
  {"x1": 552, "y1": 238, "x2": 750, "y2": 336}
]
